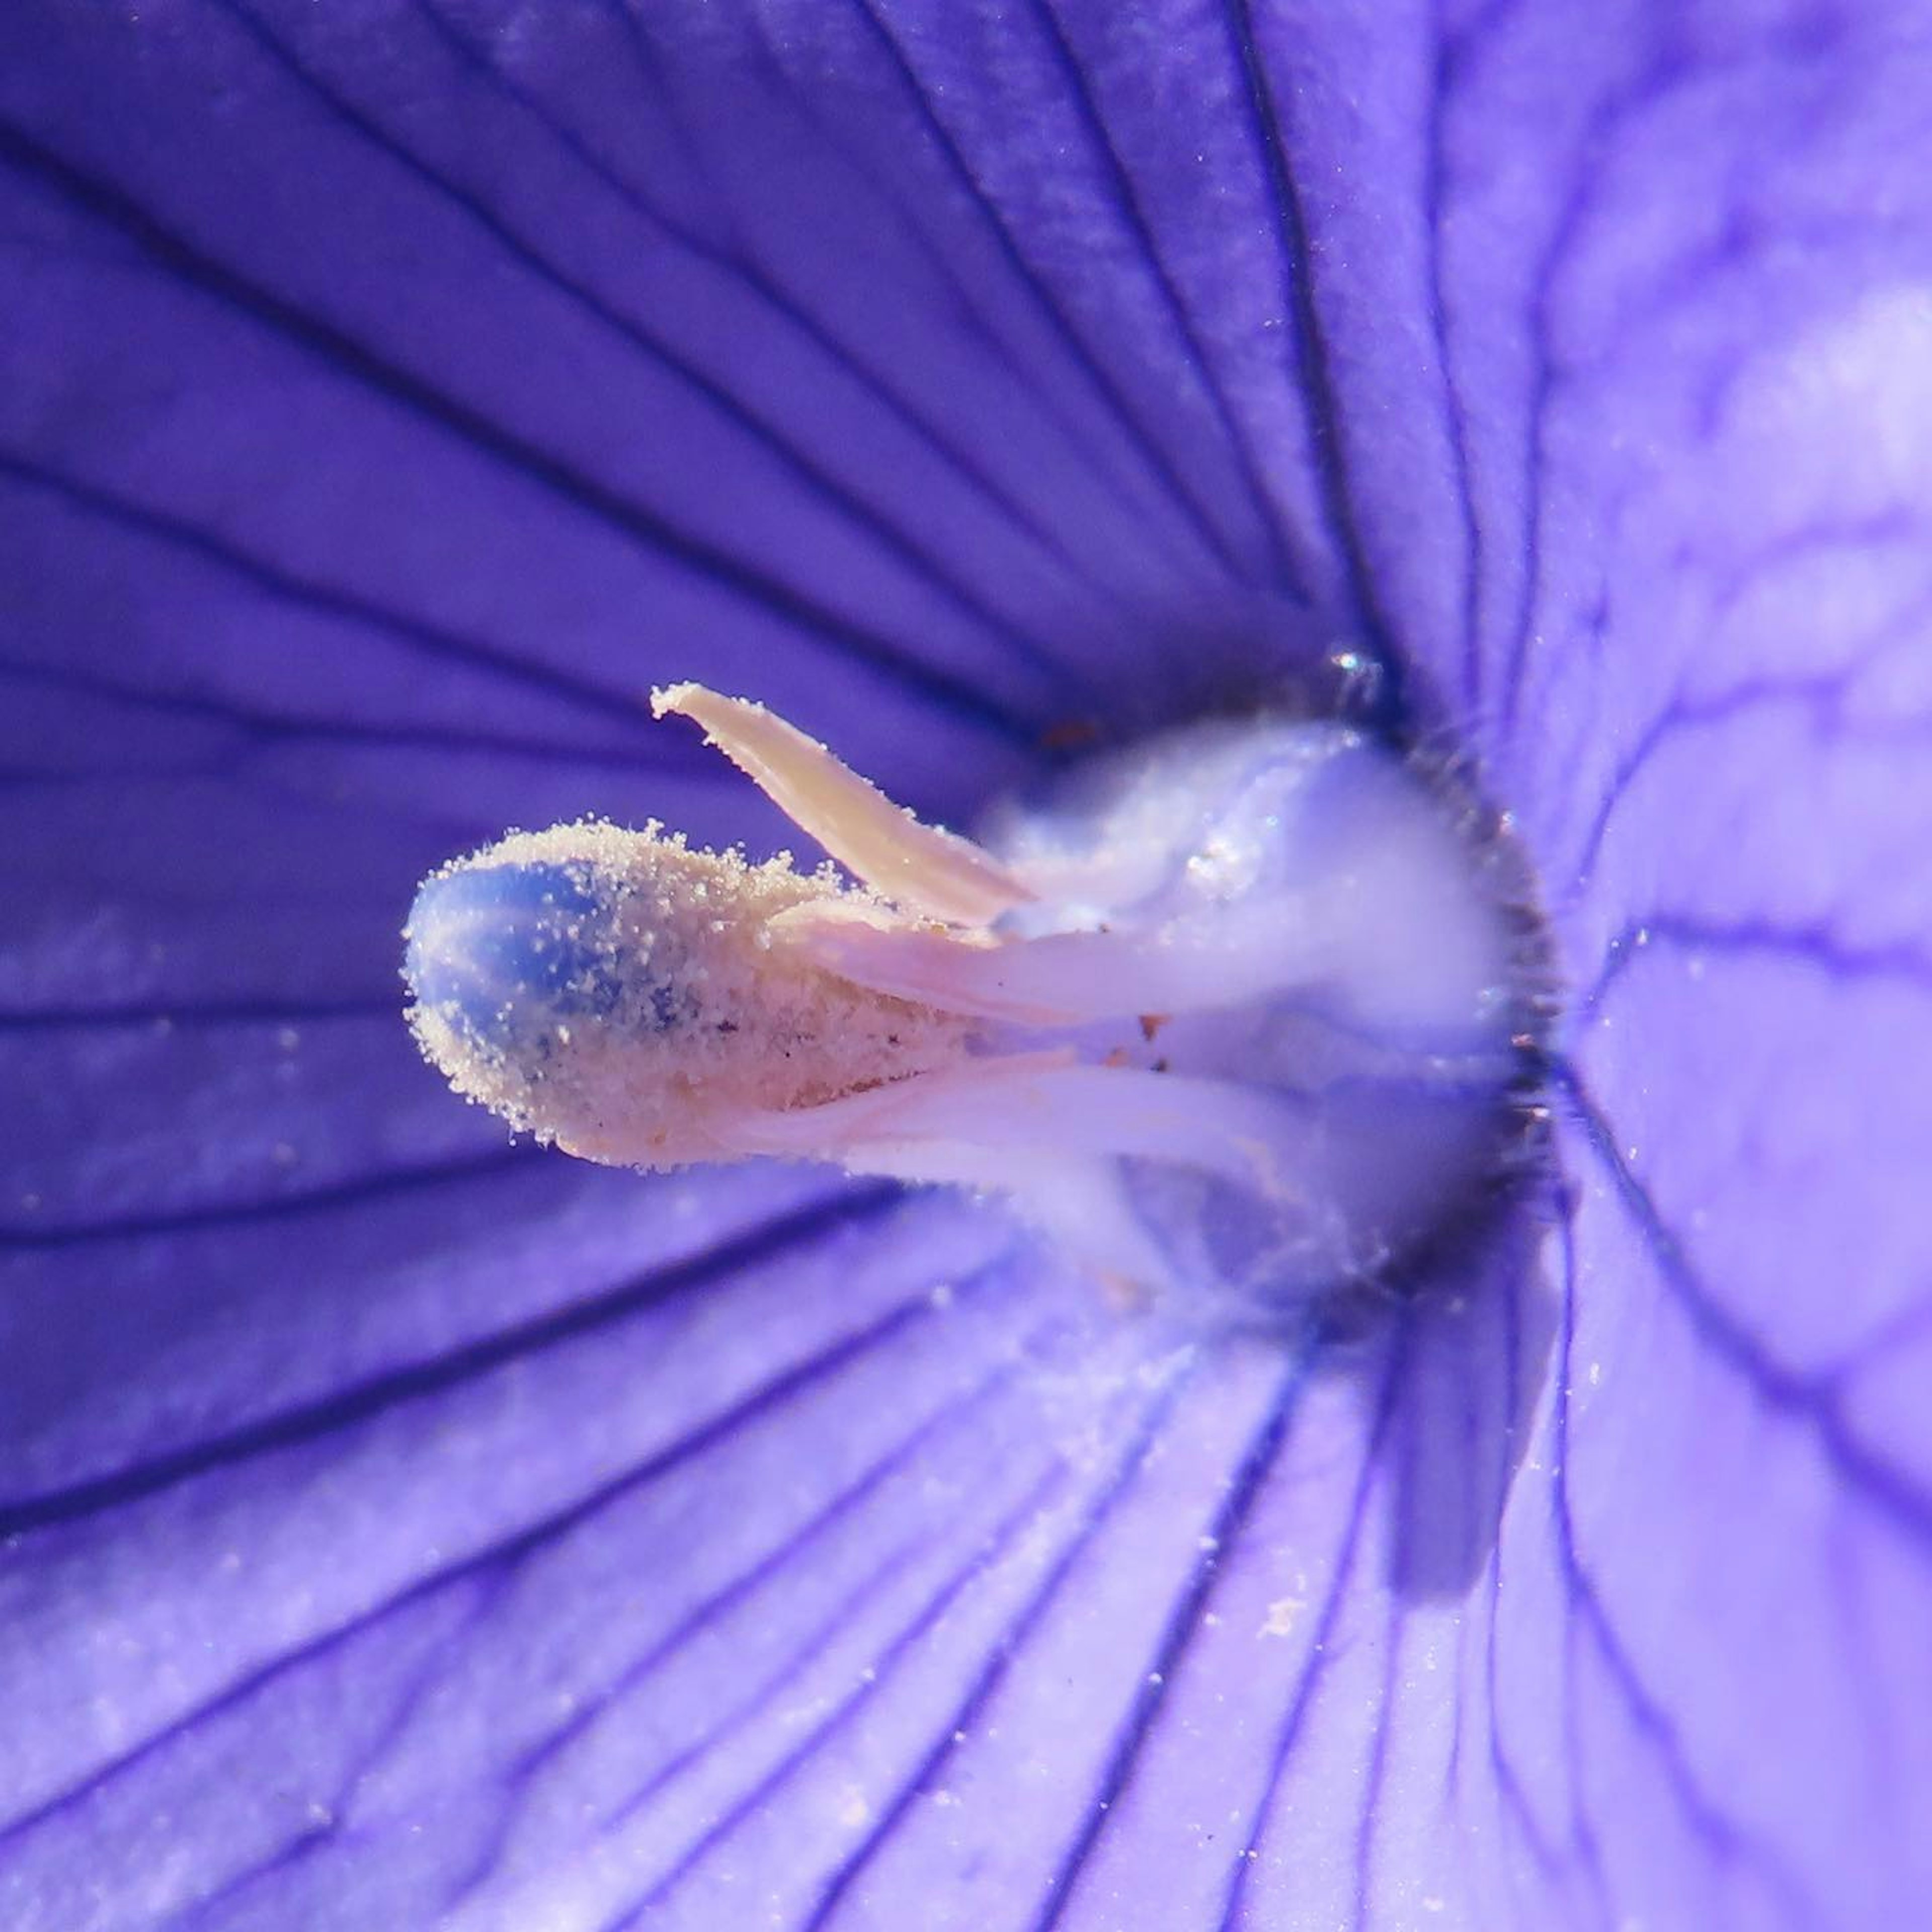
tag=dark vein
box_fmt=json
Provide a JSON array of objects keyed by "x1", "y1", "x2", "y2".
[
  {"x1": 0, "y1": 1288, "x2": 931, "y2": 1847},
  {"x1": 154, "y1": 1586, "x2": 504, "y2": 1932},
  {"x1": 0, "y1": 116, "x2": 1031, "y2": 740},
  {"x1": 1553, "y1": 1062, "x2": 1932, "y2": 1545},
  {"x1": 1578, "y1": 910, "x2": 1932, "y2": 1023},
  {"x1": 847, "y1": 0, "x2": 1256, "y2": 583},
  {"x1": 1213, "y1": 1330, "x2": 1408, "y2": 1930},
  {"x1": 603, "y1": 1447, "x2": 1096, "y2": 1931},
  {"x1": 1544, "y1": 1171, "x2": 1819, "y2": 1927},
  {"x1": 1570, "y1": 660, "x2": 1932, "y2": 897},
  {"x1": 0, "y1": 449, "x2": 665, "y2": 734},
  {"x1": 0, "y1": 1184, "x2": 896, "y2": 1534},
  {"x1": 211, "y1": 0, "x2": 1077, "y2": 687},
  {"x1": 1027, "y1": 0, "x2": 1305, "y2": 601},
  {"x1": 1027, "y1": 1356, "x2": 1307, "y2": 1931},
  {"x1": 740, "y1": 31, "x2": 1226, "y2": 605},
  {"x1": 0, "y1": 1145, "x2": 549, "y2": 1251},
  {"x1": 1492, "y1": 44, "x2": 1684, "y2": 733},
  {"x1": 443, "y1": 1301, "x2": 1045, "y2": 1909},
  {"x1": 411, "y1": 0, "x2": 1141, "y2": 632},
  {"x1": 591, "y1": 1490, "x2": 955, "y2": 1848},
  {"x1": 1222, "y1": 0, "x2": 1409, "y2": 729},
  {"x1": 1347, "y1": 1589, "x2": 1406, "y2": 1932},
  {"x1": 1470, "y1": 1228, "x2": 1569, "y2": 1884},
  {"x1": 1422, "y1": 2, "x2": 1491, "y2": 714},
  {"x1": 0, "y1": 652, "x2": 696, "y2": 772},
  {"x1": 1545, "y1": 1204, "x2": 1619, "y2": 1926},
  {"x1": 793, "y1": 1360, "x2": 1202, "y2": 1930}
]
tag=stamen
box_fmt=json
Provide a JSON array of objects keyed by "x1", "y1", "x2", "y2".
[
  {"x1": 403, "y1": 685, "x2": 1542, "y2": 1305},
  {"x1": 404, "y1": 820, "x2": 975, "y2": 1168}
]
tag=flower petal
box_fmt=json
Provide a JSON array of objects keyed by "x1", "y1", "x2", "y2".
[{"x1": 5, "y1": 2, "x2": 1930, "y2": 1929}]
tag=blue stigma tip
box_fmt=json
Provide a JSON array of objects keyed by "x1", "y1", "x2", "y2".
[{"x1": 405, "y1": 860, "x2": 626, "y2": 1051}]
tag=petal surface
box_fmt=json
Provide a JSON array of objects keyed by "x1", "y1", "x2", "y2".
[{"x1": 3, "y1": 4, "x2": 1929, "y2": 1930}]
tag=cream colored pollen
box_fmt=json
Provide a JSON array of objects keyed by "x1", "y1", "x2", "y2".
[{"x1": 408, "y1": 819, "x2": 976, "y2": 1169}]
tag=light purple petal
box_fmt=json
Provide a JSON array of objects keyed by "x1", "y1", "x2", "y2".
[{"x1": 4, "y1": 2, "x2": 1929, "y2": 1929}]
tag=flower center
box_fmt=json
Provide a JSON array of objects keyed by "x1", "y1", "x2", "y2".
[{"x1": 403, "y1": 684, "x2": 1547, "y2": 1312}]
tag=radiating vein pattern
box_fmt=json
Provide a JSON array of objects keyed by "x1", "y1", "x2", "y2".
[{"x1": 4, "y1": 1, "x2": 1930, "y2": 1928}]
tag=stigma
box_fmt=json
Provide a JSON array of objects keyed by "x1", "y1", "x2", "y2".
[{"x1": 404, "y1": 683, "x2": 1542, "y2": 1303}]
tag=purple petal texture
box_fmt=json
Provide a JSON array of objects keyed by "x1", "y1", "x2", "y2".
[{"x1": 3, "y1": 3, "x2": 1928, "y2": 1929}]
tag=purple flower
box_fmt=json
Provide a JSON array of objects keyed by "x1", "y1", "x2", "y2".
[{"x1": 4, "y1": 3, "x2": 1928, "y2": 1927}]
